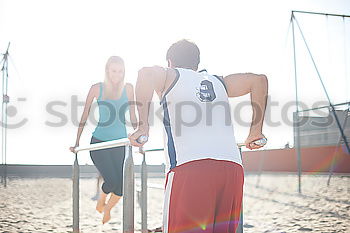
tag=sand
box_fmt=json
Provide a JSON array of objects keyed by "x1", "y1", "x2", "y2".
[{"x1": 0, "y1": 174, "x2": 349, "y2": 233}]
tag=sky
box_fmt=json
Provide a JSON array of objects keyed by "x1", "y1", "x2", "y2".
[{"x1": 0, "y1": 0, "x2": 349, "y2": 165}]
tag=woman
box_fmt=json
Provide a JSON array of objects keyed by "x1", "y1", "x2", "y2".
[{"x1": 69, "y1": 56, "x2": 137, "y2": 224}]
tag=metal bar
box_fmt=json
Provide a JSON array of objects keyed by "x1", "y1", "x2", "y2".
[
  {"x1": 0, "y1": 58, "x2": 3, "y2": 185},
  {"x1": 72, "y1": 138, "x2": 130, "y2": 233},
  {"x1": 143, "y1": 148, "x2": 164, "y2": 152},
  {"x1": 74, "y1": 138, "x2": 130, "y2": 153},
  {"x1": 72, "y1": 154, "x2": 80, "y2": 233},
  {"x1": 255, "y1": 150, "x2": 266, "y2": 188},
  {"x1": 291, "y1": 13, "x2": 302, "y2": 194},
  {"x1": 294, "y1": 113, "x2": 302, "y2": 194},
  {"x1": 123, "y1": 145, "x2": 134, "y2": 233},
  {"x1": 298, "y1": 101, "x2": 350, "y2": 113},
  {"x1": 292, "y1": 10, "x2": 350, "y2": 18},
  {"x1": 4, "y1": 47, "x2": 9, "y2": 189},
  {"x1": 0, "y1": 43, "x2": 11, "y2": 188},
  {"x1": 1, "y1": 45, "x2": 9, "y2": 188},
  {"x1": 140, "y1": 142, "x2": 249, "y2": 153},
  {"x1": 140, "y1": 148, "x2": 148, "y2": 233}
]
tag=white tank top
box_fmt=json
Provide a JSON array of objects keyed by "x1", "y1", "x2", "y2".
[{"x1": 161, "y1": 68, "x2": 242, "y2": 172}]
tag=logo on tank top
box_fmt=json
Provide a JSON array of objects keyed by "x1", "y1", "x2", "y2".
[{"x1": 196, "y1": 80, "x2": 216, "y2": 102}]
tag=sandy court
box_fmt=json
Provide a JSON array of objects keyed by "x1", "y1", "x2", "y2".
[
  {"x1": 0, "y1": 174, "x2": 349, "y2": 233},
  {"x1": 243, "y1": 174, "x2": 350, "y2": 233}
]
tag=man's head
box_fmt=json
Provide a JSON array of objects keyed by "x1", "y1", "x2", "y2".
[{"x1": 166, "y1": 39, "x2": 200, "y2": 71}]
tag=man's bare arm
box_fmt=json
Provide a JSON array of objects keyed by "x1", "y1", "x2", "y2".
[
  {"x1": 128, "y1": 66, "x2": 167, "y2": 146},
  {"x1": 224, "y1": 73, "x2": 268, "y2": 149},
  {"x1": 125, "y1": 83, "x2": 138, "y2": 130}
]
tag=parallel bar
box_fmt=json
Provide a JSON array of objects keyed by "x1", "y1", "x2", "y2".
[
  {"x1": 143, "y1": 148, "x2": 164, "y2": 152},
  {"x1": 75, "y1": 140, "x2": 252, "y2": 233},
  {"x1": 72, "y1": 138, "x2": 130, "y2": 233},
  {"x1": 74, "y1": 138, "x2": 130, "y2": 153},
  {"x1": 72, "y1": 154, "x2": 80, "y2": 233},
  {"x1": 292, "y1": 10, "x2": 350, "y2": 18},
  {"x1": 255, "y1": 150, "x2": 266, "y2": 188},
  {"x1": 140, "y1": 148, "x2": 148, "y2": 233},
  {"x1": 123, "y1": 145, "x2": 134, "y2": 233}
]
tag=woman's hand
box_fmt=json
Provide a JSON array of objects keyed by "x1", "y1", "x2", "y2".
[{"x1": 69, "y1": 144, "x2": 79, "y2": 153}]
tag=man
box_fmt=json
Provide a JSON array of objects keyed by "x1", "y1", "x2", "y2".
[{"x1": 129, "y1": 39, "x2": 268, "y2": 233}]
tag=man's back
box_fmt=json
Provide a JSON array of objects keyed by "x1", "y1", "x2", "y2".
[{"x1": 161, "y1": 68, "x2": 242, "y2": 171}]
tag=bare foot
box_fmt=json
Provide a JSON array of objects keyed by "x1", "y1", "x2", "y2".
[
  {"x1": 102, "y1": 208, "x2": 111, "y2": 224},
  {"x1": 96, "y1": 192, "x2": 108, "y2": 213},
  {"x1": 101, "y1": 193, "x2": 121, "y2": 224},
  {"x1": 96, "y1": 198, "x2": 105, "y2": 213}
]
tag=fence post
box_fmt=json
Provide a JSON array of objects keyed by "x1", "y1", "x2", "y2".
[
  {"x1": 123, "y1": 145, "x2": 134, "y2": 233},
  {"x1": 73, "y1": 154, "x2": 80, "y2": 233}
]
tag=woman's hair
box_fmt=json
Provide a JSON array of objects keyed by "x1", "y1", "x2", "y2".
[{"x1": 102, "y1": 56, "x2": 125, "y2": 100}]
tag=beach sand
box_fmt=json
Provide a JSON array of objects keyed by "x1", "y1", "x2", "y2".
[{"x1": 0, "y1": 174, "x2": 349, "y2": 233}]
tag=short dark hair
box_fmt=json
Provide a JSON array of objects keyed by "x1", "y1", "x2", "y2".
[{"x1": 166, "y1": 39, "x2": 200, "y2": 70}]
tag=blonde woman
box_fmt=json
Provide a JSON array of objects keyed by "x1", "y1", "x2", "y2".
[{"x1": 69, "y1": 56, "x2": 137, "y2": 224}]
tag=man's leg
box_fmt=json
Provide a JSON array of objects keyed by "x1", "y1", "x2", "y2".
[
  {"x1": 163, "y1": 159, "x2": 242, "y2": 233},
  {"x1": 213, "y1": 162, "x2": 244, "y2": 233}
]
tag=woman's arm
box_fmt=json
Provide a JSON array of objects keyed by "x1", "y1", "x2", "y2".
[
  {"x1": 125, "y1": 83, "x2": 138, "y2": 130},
  {"x1": 70, "y1": 84, "x2": 96, "y2": 152}
]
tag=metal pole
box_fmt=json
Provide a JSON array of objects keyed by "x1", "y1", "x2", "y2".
[
  {"x1": 298, "y1": 101, "x2": 350, "y2": 113},
  {"x1": 293, "y1": 15, "x2": 350, "y2": 154},
  {"x1": 293, "y1": 112, "x2": 302, "y2": 194},
  {"x1": 291, "y1": 13, "x2": 302, "y2": 194},
  {"x1": 1, "y1": 43, "x2": 10, "y2": 188},
  {"x1": 292, "y1": 10, "x2": 350, "y2": 18},
  {"x1": 140, "y1": 148, "x2": 148, "y2": 233},
  {"x1": 255, "y1": 150, "x2": 266, "y2": 188},
  {"x1": 123, "y1": 145, "x2": 134, "y2": 233},
  {"x1": 72, "y1": 154, "x2": 80, "y2": 233},
  {"x1": 0, "y1": 56, "x2": 2, "y2": 186},
  {"x1": 236, "y1": 146, "x2": 244, "y2": 233}
]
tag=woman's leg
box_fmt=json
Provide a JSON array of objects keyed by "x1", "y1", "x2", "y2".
[
  {"x1": 90, "y1": 137, "x2": 121, "y2": 214},
  {"x1": 96, "y1": 192, "x2": 108, "y2": 213},
  {"x1": 102, "y1": 146, "x2": 126, "y2": 223},
  {"x1": 102, "y1": 193, "x2": 122, "y2": 224}
]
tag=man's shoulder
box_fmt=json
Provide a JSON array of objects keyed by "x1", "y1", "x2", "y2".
[{"x1": 139, "y1": 65, "x2": 166, "y2": 75}]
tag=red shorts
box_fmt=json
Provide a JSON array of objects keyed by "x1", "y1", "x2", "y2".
[{"x1": 163, "y1": 159, "x2": 244, "y2": 233}]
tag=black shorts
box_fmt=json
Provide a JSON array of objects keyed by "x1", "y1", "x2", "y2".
[{"x1": 89, "y1": 136, "x2": 126, "y2": 196}]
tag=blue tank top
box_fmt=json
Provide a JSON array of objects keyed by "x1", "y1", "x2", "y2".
[{"x1": 92, "y1": 82, "x2": 129, "y2": 141}]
